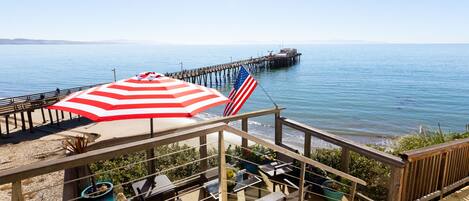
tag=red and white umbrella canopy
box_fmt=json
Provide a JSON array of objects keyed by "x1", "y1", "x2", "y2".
[{"x1": 48, "y1": 72, "x2": 229, "y2": 122}]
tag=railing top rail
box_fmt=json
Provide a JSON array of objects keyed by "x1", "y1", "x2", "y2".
[
  {"x1": 224, "y1": 125, "x2": 367, "y2": 186},
  {"x1": 401, "y1": 137, "x2": 469, "y2": 161},
  {"x1": 0, "y1": 123, "x2": 226, "y2": 185},
  {"x1": 279, "y1": 117, "x2": 405, "y2": 167},
  {"x1": 87, "y1": 107, "x2": 283, "y2": 150}
]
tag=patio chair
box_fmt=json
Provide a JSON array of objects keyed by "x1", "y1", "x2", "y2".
[{"x1": 258, "y1": 171, "x2": 311, "y2": 201}]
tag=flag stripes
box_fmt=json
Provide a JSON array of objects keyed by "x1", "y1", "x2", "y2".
[{"x1": 223, "y1": 67, "x2": 257, "y2": 116}]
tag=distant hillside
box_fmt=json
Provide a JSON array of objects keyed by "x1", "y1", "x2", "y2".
[{"x1": 0, "y1": 38, "x2": 114, "y2": 45}]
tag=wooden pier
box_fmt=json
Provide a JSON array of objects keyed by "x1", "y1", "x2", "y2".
[{"x1": 0, "y1": 48, "x2": 300, "y2": 136}]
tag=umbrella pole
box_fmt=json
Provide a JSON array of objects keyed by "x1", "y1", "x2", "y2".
[{"x1": 146, "y1": 118, "x2": 156, "y2": 180}]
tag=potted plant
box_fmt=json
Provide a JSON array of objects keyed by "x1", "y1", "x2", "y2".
[
  {"x1": 226, "y1": 167, "x2": 238, "y2": 192},
  {"x1": 241, "y1": 145, "x2": 275, "y2": 173},
  {"x1": 64, "y1": 135, "x2": 114, "y2": 200},
  {"x1": 322, "y1": 180, "x2": 345, "y2": 201}
]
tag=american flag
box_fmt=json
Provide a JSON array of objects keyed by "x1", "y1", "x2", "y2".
[{"x1": 223, "y1": 66, "x2": 257, "y2": 116}]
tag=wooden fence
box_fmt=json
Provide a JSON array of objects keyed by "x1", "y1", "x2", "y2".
[{"x1": 400, "y1": 137, "x2": 469, "y2": 200}]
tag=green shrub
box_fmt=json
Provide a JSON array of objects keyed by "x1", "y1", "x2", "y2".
[
  {"x1": 394, "y1": 130, "x2": 469, "y2": 153},
  {"x1": 309, "y1": 130, "x2": 468, "y2": 200},
  {"x1": 311, "y1": 148, "x2": 389, "y2": 200},
  {"x1": 89, "y1": 143, "x2": 217, "y2": 196}
]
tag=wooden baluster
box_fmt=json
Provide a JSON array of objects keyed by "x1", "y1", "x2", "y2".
[
  {"x1": 241, "y1": 118, "x2": 248, "y2": 148},
  {"x1": 55, "y1": 110, "x2": 60, "y2": 126},
  {"x1": 40, "y1": 108, "x2": 46, "y2": 123},
  {"x1": 48, "y1": 109, "x2": 53, "y2": 125},
  {"x1": 20, "y1": 112, "x2": 26, "y2": 131},
  {"x1": 5, "y1": 115, "x2": 10, "y2": 135},
  {"x1": 341, "y1": 148, "x2": 350, "y2": 173},
  {"x1": 388, "y1": 166, "x2": 404, "y2": 201},
  {"x1": 27, "y1": 110, "x2": 33, "y2": 133},
  {"x1": 274, "y1": 111, "x2": 282, "y2": 145},
  {"x1": 298, "y1": 162, "x2": 306, "y2": 201},
  {"x1": 350, "y1": 182, "x2": 357, "y2": 201},
  {"x1": 11, "y1": 180, "x2": 23, "y2": 201},
  {"x1": 304, "y1": 132, "x2": 311, "y2": 158},
  {"x1": 13, "y1": 113, "x2": 17, "y2": 128},
  {"x1": 199, "y1": 135, "x2": 208, "y2": 180},
  {"x1": 218, "y1": 130, "x2": 228, "y2": 201},
  {"x1": 439, "y1": 151, "x2": 449, "y2": 200}
]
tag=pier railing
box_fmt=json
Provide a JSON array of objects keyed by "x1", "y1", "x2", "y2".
[{"x1": 399, "y1": 137, "x2": 469, "y2": 201}]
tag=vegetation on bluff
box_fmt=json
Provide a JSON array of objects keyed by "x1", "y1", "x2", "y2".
[{"x1": 311, "y1": 129, "x2": 468, "y2": 200}]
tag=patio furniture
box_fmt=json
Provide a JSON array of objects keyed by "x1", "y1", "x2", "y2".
[
  {"x1": 132, "y1": 175, "x2": 177, "y2": 201},
  {"x1": 203, "y1": 169, "x2": 262, "y2": 200},
  {"x1": 258, "y1": 171, "x2": 310, "y2": 201},
  {"x1": 258, "y1": 150, "x2": 300, "y2": 192}
]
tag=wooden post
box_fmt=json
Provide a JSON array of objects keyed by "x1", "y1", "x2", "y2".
[
  {"x1": 48, "y1": 109, "x2": 53, "y2": 125},
  {"x1": 20, "y1": 112, "x2": 26, "y2": 131},
  {"x1": 40, "y1": 108, "x2": 46, "y2": 123},
  {"x1": 304, "y1": 132, "x2": 311, "y2": 158},
  {"x1": 55, "y1": 110, "x2": 60, "y2": 126},
  {"x1": 350, "y1": 182, "x2": 357, "y2": 201},
  {"x1": 13, "y1": 113, "x2": 17, "y2": 128},
  {"x1": 11, "y1": 180, "x2": 23, "y2": 201},
  {"x1": 199, "y1": 135, "x2": 208, "y2": 180},
  {"x1": 61, "y1": 111, "x2": 64, "y2": 119},
  {"x1": 439, "y1": 152, "x2": 449, "y2": 200},
  {"x1": 274, "y1": 111, "x2": 282, "y2": 145},
  {"x1": 69, "y1": 112, "x2": 72, "y2": 120},
  {"x1": 5, "y1": 115, "x2": 10, "y2": 135},
  {"x1": 298, "y1": 162, "x2": 306, "y2": 201},
  {"x1": 218, "y1": 130, "x2": 228, "y2": 201},
  {"x1": 388, "y1": 166, "x2": 404, "y2": 201},
  {"x1": 27, "y1": 111, "x2": 33, "y2": 133},
  {"x1": 241, "y1": 118, "x2": 248, "y2": 148},
  {"x1": 341, "y1": 148, "x2": 350, "y2": 173}
]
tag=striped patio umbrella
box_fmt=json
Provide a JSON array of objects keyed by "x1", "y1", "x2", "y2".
[
  {"x1": 49, "y1": 72, "x2": 229, "y2": 123},
  {"x1": 49, "y1": 72, "x2": 229, "y2": 178}
]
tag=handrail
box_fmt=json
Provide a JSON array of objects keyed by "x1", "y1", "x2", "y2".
[
  {"x1": 279, "y1": 117, "x2": 405, "y2": 167},
  {"x1": 88, "y1": 107, "x2": 284, "y2": 150},
  {"x1": 401, "y1": 137, "x2": 469, "y2": 161},
  {"x1": 224, "y1": 125, "x2": 367, "y2": 186},
  {"x1": 399, "y1": 137, "x2": 469, "y2": 201},
  {"x1": 0, "y1": 123, "x2": 226, "y2": 185}
]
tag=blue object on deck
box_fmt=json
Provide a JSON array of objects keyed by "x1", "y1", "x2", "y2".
[{"x1": 81, "y1": 181, "x2": 114, "y2": 201}]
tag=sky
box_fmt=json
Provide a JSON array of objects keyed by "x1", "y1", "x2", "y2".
[{"x1": 1, "y1": 0, "x2": 469, "y2": 44}]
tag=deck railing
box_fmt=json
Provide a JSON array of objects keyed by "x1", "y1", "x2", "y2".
[
  {"x1": 276, "y1": 117, "x2": 406, "y2": 201},
  {"x1": 399, "y1": 137, "x2": 469, "y2": 201},
  {"x1": 1, "y1": 107, "x2": 467, "y2": 201},
  {"x1": 0, "y1": 121, "x2": 366, "y2": 201}
]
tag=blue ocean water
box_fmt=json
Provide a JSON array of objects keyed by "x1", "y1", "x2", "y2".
[{"x1": 0, "y1": 44, "x2": 468, "y2": 142}]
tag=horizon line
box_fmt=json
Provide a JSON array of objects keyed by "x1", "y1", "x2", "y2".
[{"x1": 1, "y1": 38, "x2": 469, "y2": 45}]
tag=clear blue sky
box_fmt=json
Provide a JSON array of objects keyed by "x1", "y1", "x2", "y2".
[{"x1": 1, "y1": 0, "x2": 468, "y2": 44}]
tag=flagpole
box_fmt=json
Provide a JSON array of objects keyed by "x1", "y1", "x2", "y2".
[
  {"x1": 257, "y1": 81, "x2": 278, "y2": 108},
  {"x1": 243, "y1": 66, "x2": 278, "y2": 108}
]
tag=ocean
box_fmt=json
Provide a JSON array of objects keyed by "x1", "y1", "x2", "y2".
[{"x1": 1, "y1": 44, "x2": 468, "y2": 147}]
